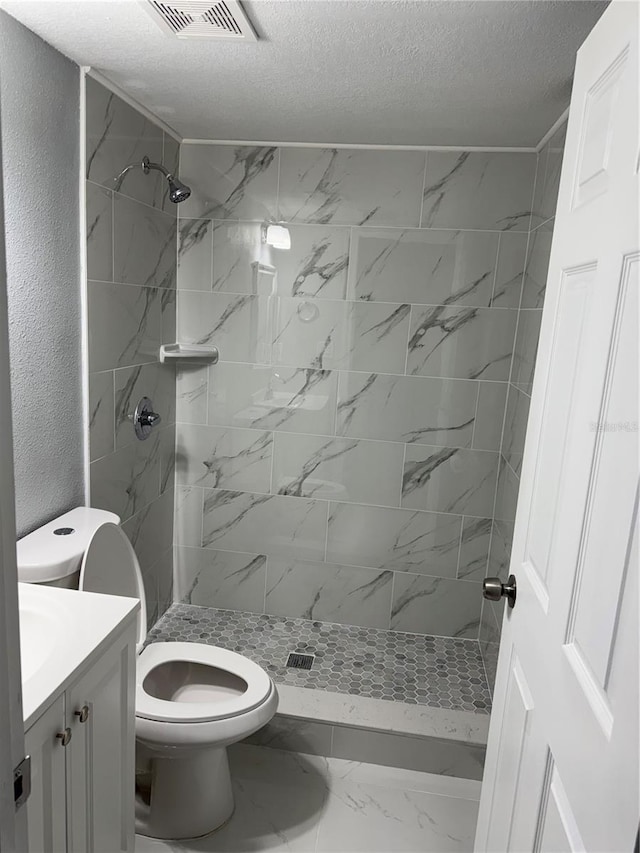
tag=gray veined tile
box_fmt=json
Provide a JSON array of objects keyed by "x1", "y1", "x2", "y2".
[
  {"x1": 177, "y1": 291, "x2": 270, "y2": 364},
  {"x1": 327, "y1": 503, "x2": 462, "y2": 578},
  {"x1": 472, "y1": 382, "x2": 508, "y2": 452},
  {"x1": 208, "y1": 362, "x2": 338, "y2": 436},
  {"x1": 113, "y1": 193, "x2": 176, "y2": 289},
  {"x1": 114, "y1": 362, "x2": 176, "y2": 449},
  {"x1": 421, "y1": 151, "x2": 536, "y2": 232},
  {"x1": 457, "y1": 517, "x2": 492, "y2": 581},
  {"x1": 202, "y1": 489, "x2": 327, "y2": 560},
  {"x1": 176, "y1": 424, "x2": 273, "y2": 492},
  {"x1": 531, "y1": 120, "x2": 566, "y2": 227},
  {"x1": 272, "y1": 433, "x2": 404, "y2": 507},
  {"x1": 88, "y1": 281, "x2": 161, "y2": 372},
  {"x1": 122, "y1": 487, "x2": 174, "y2": 572},
  {"x1": 501, "y1": 384, "x2": 531, "y2": 477},
  {"x1": 391, "y1": 573, "x2": 481, "y2": 639},
  {"x1": 161, "y1": 134, "x2": 180, "y2": 216},
  {"x1": 159, "y1": 423, "x2": 176, "y2": 495},
  {"x1": 176, "y1": 365, "x2": 208, "y2": 425},
  {"x1": 90, "y1": 432, "x2": 161, "y2": 523},
  {"x1": 521, "y1": 223, "x2": 553, "y2": 309},
  {"x1": 265, "y1": 559, "x2": 393, "y2": 629},
  {"x1": 154, "y1": 547, "x2": 175, "y2": 619},
  {"x1": 278, "y1": 147, "x2": 425, "y2": 226},
  {"x1": 510, "y1": 309, "x2": 543, "y2": 393},
  {"x1": 407, "y1": 304, "x2": 517, "y2": 381},
  {"x1": 488, "y1": 517, "x2": 514, "y2": 584},
  {"x1": 272, "y1": 297, "x2": 411, "y2": 373},
  {"x1": 479, "y1": 598, "x2": 501, "y2": 695},
  {"x1": 85, "y1": 76, "x2": 164, "y2": 209},
  {"x1": 177, "y1": 218, "x2": 212, "y2": 290},
  {"x1": 212, "y1": 221, "x2": 264, "y2": 294},
  {"x1": 402, "y1": 446, "x2": 499, "y2": 517},
  {"x1": 89, "y1": 371, "x2": 115, "y2": 462},
  {"x1": 178, "y1": 144, "x2": 278, "y2": 221},
  {"x1": 161, "y1": 287, "x2": 177, "y2": 344},
  {"x1": 175, "y1": 485, "x2": 204, "y2": 546},
  {"x1": 86, "y1": 181, "x2": 113, "y2": 283},
  {"x1": 274, "y1": 224, "x2": 350, "y2": 299},
  {"x1": 494, "y1": 456, "x2": 520, "y2": 525},
  {"x1": 175, "y1": 546, "x2": 267, "y2": 614},
  {"x1": 491, "y1": 232, "x2": 529, "y2": 308},
  {"x1": 336, "y1": 371, "x2": 478, "y2": 448},
  {"x1": 348, "y1": 228, "x2": 499, "y2": 307}
]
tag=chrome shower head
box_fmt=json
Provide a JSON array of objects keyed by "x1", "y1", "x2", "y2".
[{"x1": 114, "y1": 155, "x2": 191, "y2": 204}]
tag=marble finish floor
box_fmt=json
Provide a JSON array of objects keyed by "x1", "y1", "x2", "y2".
[
  {"x1": 147, "y1": 604, "x2": 491, "y2": 714},
  {"x1": 136, "y1": 743, "x2": 480, "y2": 853}
]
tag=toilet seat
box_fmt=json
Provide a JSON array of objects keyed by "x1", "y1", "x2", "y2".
[{"x1": 136, "y1": 642, "x2": 273, "y2": 723}]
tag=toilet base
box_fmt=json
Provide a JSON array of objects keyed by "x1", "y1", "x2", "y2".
[{"x1": 135, "y1": 744, "x2": 234, "y2": 840}]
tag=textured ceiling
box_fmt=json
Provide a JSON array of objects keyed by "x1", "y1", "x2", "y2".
[{"x1": 0, "y1": 0, "x2": 607, "y2": 146}]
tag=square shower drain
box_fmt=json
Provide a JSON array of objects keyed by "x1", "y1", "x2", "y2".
[{"x1": 286, "y1": 653, "x2": 314, "y2": 670}]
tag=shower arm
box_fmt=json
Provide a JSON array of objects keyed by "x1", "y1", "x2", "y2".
[{"x1": 113, "y1": 155, "x2": 175, "y2": 191}]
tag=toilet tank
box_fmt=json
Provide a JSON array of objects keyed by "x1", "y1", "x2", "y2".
[{"x1": 17, "y1": 507, "x2": 120, "y2": 587}]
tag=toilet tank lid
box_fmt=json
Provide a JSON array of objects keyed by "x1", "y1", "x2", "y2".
[{"x1": 16, "y1": 507, "x2": 121, "y2": 583}]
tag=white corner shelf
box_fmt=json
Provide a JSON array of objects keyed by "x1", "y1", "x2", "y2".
[{"x1": 159, "y1": 344, "x2": 219, "y2": 364}]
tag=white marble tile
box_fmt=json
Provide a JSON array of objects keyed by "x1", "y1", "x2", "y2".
[
  {"x1": 494, "y1": 456, "x2": 519, "y2": 525},
  {"x1": 266, "y1": 558, "x2": 393, "y2": 629},
  {"x1": 532, "y1": 121, "x2": 566, "y2": 226},
  {"x1": 211, "y1": 221, "x2": 265, "y2": 293},
  {"x1": 421, "y1": 151, "x2": 536, "y2": 232},
  {"x1": 501, "y1": 384, "x2": 531, "y2": 478},
  {"x1": 407, "y1": 305, "x2": 517, "y2": 381},
  {"x1": 272, "y1": 433, "x2": 404, "y2": 507},
  {"x1": 177, "y1": 291, "x2": 270, "y2": 363},
  {"x1": 114, "y1": 362, "x2": 176, "y2": 449},
  {"x1": 330, "y1": 726, "x2": 485, "y2": 780},
  {"x1": 491, "y1": 232, "x2": 529, "y2": 308},
  {"x1": 161, "y1": 134, "x2": 180, "y2": 217},
  {"x1": 113, "y1": 193, "x2": 176, "y2": 289},
  {"x1": 348, "y1": 228, "x2": 499, "y2": 307},
  {"x1": 479, "y1": 599, "x2": 502, "y2": 695},
  {"x1": 89, "y1": 371, "x2": 114, "y2": 462},
  {"x1": 159, "y1": 423, "x2": 176, "y2": 495},
  {"x1": 176, "y1": 424, "x2": 273, "y2": 492},
  {"x1": 510, "y1": 309, "x2": 543, "y2": 393},
  {"x1": 457, "y1": 517, "x2": 492, "y2": 582},
  {"x1": 122, "y1": 487, "x2": 174, "y2": 572},
  {"x1": 202, "y1": 489, "x2": 328, "y2": 560},
  {"x1": 472, "y1": 382, "x2": 508, "y2": 452},
  {"x1": 179, "y1": 144, "x2": 278, "y2": 221},
  {"x1": 327, "y1": 503, "x2": 461, "y2": 578},
  {"x1": 521, "y1": 223, "x2": 553, "y2": 309},
  {"x1": 90, "y1": 432, "x2": 161, "y2": 522},
  {"x1": 246, "y1": 717, "x2": 334, "y2": 757},
  {"x1": 208, "y1": 363, "x2": 338, "y2": 436},
  {"x1": 86, "y1": 181, "x2": 113, "y2": 282},
  {"x1": 487, "y1": 516, "x2": 514, "y2": 583},
  {"x1": 402, "y1": 446, "x2": 498, "y2": 517},
  {"x1": 336, "y1": 371, "x2": 478, "y2": 448},
  {"x1": 176, "y1": 365, "x2": 208, "y2": 425},
  {"x1": 177, "y1": 218, "x2": 212, "y2": 291},
  {"x1": 175, "y1": 546, "x2": 266, "y2": 614},
  {"x1": 316, "y1": 770, "x2": 479, "y2": 852},
  {"x1": 86, "y1": 76, "x2": 165, "y2": 209},
  {"x1": 325, "y1": 754, "x2": 484, "y2": 795},
  {"x1": 391, "y1": 573, "x2": 481, "y2": 639},
  {"x1": 274, "y1": 224, "x2": 350, "y2": 300},
  {"x1": 175, "y1": 485, "x2": 204, "y2": 547},
  {"x1": 155, "y1": 546, "x2": 174, "y2": 618},
  {"x1": 161, "y1": 288, "x2": 177, "y2": 345},
  {"x1": 278, "y1": 147, "x2": 425, "y2": 226},
  {"x1": 273, "y1": 297, "x2": 411, "y2": 374},
  {"x1": 88, "y1": 281, "x2": 162, "y2": 372}
]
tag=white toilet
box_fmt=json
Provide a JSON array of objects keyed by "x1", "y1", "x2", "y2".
[{"x1": 17, "y1": 507, "x2": 278, "y2": 841}]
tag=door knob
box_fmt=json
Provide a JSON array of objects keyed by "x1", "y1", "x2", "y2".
[
  {"x1": 133, "y1": 396, "x2": 161, "y2": 441},
  {"x1": 483, "y1": 574, "x2": 517, "y2": 608}
]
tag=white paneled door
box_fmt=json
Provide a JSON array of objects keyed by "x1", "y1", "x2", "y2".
[{"x1": 475, "y1": 2, "x2": 639, "y2": 851}]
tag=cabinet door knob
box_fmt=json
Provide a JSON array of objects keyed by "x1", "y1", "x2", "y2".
[
  {"x1": 74, "y1": 705, "x2": 90, "y2": 724},
  {"x1": 56, "y1": 728, "x2": 72, "y2": 747}
]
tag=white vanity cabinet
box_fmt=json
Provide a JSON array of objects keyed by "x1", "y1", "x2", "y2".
[{"x1": 24, "y1": 620, "x2": 136, "y2": 853}]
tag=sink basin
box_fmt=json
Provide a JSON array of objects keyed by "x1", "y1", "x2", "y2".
[{"x1": 18, "y1": 584, "x2": 66, "y2": 683}]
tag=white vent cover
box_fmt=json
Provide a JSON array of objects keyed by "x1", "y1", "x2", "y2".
[{"x1": 144, "y1": 0, "x2": 257, "y2": 41}]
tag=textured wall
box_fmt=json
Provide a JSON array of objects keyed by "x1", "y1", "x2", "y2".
[
  {"x1": 174, "y1": 143, "x2": 537, "y2": 640},
  {"x1": 0, "y1": 11, "x2": 83, "y2": 537},
  {"x1": 480, "y1": 120, "x2": 567, "y2": 690},
  {"x1": 85, "y1": 76, "x2": 177, "y2": 624}
]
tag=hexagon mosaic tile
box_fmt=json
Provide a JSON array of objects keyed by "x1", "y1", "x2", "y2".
[{"x1": 147, "y1": 604, "x2": 492, "y2": 714}]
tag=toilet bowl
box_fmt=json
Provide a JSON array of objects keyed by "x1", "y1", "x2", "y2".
[{"x1": 16, "y1": 508, "x2": 278, "y2": 841}]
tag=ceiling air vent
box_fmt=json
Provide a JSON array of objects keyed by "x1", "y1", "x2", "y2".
[{"x1": 145, "y1": 0, "x2": 257, "y2": 41}]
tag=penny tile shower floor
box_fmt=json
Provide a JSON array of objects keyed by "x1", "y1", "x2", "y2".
[{"x1": 147, "y1": 604, "x2": 492, "y2": 714}]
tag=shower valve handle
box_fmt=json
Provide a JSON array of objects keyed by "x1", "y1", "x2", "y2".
[{"x1": 134, "y1": 396, "x2": 161, "y2": 441}]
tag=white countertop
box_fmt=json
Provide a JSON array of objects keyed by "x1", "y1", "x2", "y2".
[{"x1": 19, "y1": 583, "x2": 139, "y2": 728}]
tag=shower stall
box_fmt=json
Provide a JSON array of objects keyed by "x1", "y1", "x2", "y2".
[{"x1": 85, "y1": 72, "x2": 565, "y2": 777}]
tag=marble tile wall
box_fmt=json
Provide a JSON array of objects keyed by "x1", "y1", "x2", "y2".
[
  {"x1": 480, "y1": 121, "x2": 567, "y2": 690},
  {"x1": 85, "y1": 76, "x2": 178, "y2": 625},
  {"x1": 172, "y1": 142, "x2": 541, "y2": 642}
]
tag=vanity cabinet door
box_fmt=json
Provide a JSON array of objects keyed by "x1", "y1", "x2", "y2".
[
  {"x1": 24, "y1": 695, "x2": 67, "y2": 853},
  {"x1": 66, "y1": 626, "x2": 136, "y2": 853}
]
